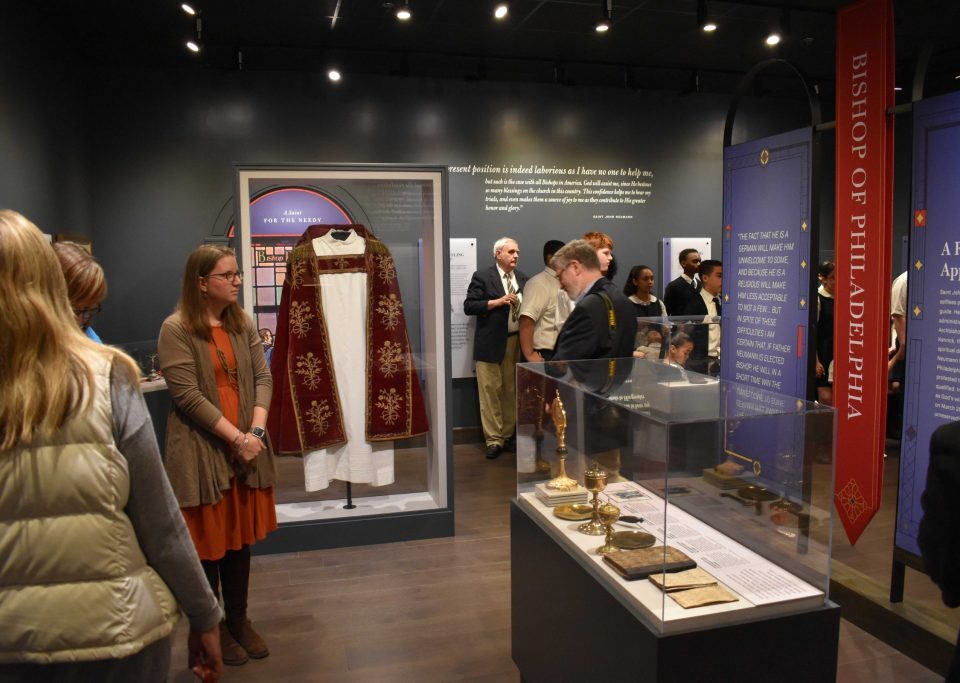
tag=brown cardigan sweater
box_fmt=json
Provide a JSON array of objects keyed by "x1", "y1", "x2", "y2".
[{"x1": 158, "y1": 311, "x2": 277, "y2": 507}]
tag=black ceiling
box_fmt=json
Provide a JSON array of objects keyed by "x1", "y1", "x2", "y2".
[{"x1": 28, "y1": 0, "x2": 960, "y2": 101}]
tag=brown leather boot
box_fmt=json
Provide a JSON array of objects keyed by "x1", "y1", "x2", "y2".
[
  {"x1": 219, "y1": 620, "x2": 249, "y2": 666},
  {"x1": 227, "y1": 618, "x2": 269, "y2": 659}
]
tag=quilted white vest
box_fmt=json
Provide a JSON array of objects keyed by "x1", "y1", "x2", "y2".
[{"x1": 0, "y1": 352, "x2": 180, "y2": 663}]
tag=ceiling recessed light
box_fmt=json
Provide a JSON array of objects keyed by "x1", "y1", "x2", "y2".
[
  {"x1": 595, "y1": 0, "x2": 611, "y2": 33},
  {"x1": 396, "y1": 1, "x2": 411, "y2": 20},
  {"x1": 894, "y1": 86, "x2": 903, "y2": 91},
  {"x1": 328, "y1": 69, "x2": 342, "y2": 82},
  {"x1": 494, "y1": 3, "x2": 508, "y2": 19},
  {"x1": 765, "y1": 33, "x2": 781, "y2": 46},
  {"x1": 186, "y1": 40, "x2": 200, "y2": 53},
  {"x1": 697, "y1": 1, "x2": 716, "y2": 32},
  {"x1": 181, "y1": 3, "x2": 197, "y2": 15}
]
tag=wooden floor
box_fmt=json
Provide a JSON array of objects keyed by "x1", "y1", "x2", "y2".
[
  {"x1": 830, "y1": 443, "x2": 959, "y2": 646},
  {"x1": 169, "y1": 444, "x2": 944, "y2": 682}
]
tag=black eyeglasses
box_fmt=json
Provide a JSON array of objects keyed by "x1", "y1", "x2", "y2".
[
  {"x1": 207, "y1": 271, "x2": 244, "y2": 282},
  {"x1": 73, "y1": 305, "x2": 102, "y2": 320}
]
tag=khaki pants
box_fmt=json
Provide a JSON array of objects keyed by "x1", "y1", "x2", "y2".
[{"x1": 476, "y1": 334, "x2": 519, "y2": 447}]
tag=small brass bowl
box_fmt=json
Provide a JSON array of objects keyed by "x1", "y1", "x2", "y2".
[
  {"x1": 553, "y1": 503, "x2": 594, "y2": 521},
  {"x1": 611, "y1": 530, "x2": 656, "y2": 549}
]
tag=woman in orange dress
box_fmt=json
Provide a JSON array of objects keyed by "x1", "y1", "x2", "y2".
[{"x1": 158, "y1": 245, "x2": 278, "y2": 667}]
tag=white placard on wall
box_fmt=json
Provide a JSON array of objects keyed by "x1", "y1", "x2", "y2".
[
  {"x1": 659, "y1": 237, "x2": 712, "y2": 297},
  {"x1": 450, "y1": 238, "x2": 478, "y2": 378}
]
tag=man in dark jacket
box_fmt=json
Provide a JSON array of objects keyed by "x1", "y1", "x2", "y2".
[
  {"x1": 464, "y1": 237, "x2": 528, "y2": 459},
  {"x1": 682, "y1": 259, "x2": 722, "y2": 376},
  {"x1": 663, "y1": 248, "x2": 701, "y2": 316},
  {"x1": 551, "y1": 239, "x2": 637, "y2": 361},
  {"x1": 919, "y1": 420, "x2": 960, "y2": 680}
]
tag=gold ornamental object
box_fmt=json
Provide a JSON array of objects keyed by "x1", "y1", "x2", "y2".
[
  {"x1": 611, "y1": 530, "x2": 656, "y2": 550},
  {"x1": 553, "y1": 503, "x2": 594, "y2": 521},
  {"x1": 521, "y1": 384, "x2": 551, "y2": 473},
  {"x1": 596, "y1": 502, "x2": 621, "y2": 555},
  {"x1": 546, "y1": 391, "x2": 578, "y2": 492},
  {"x1": 578, "y1": 463, "x2": 609, "y2": 535}
]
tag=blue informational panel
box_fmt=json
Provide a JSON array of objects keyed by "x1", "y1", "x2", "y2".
[
  {"x1": 896, "y1": 90, "x2": 960, "y2": 558},
  {"x1": 720, "y1": 128, "x2": 813, "y2": 478}
]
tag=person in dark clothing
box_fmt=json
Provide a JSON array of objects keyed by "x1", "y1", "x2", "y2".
[
  {"x1": 623, "y1": 264, "x2": 668, "y2": 318},
  {"x1": 682, "y1": 259, "x2": 722, "y2": 376},
  {"x1": 551, "y1": 239, "x2": 637, "y2": 362},
  {"x1": 463, "y1": 237, "x2": 529, "y2": 459},
  {"x1": 815, "y1": 261, "x2": 835, "y2": 406},
  {"x1": 918, "y1": 420, "x2": 960, "y2": 682},
  {"x1": 663, "y1": 248, "x2": 701, "y2": 316}
]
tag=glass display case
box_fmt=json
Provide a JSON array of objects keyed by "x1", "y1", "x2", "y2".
[
  {"x1": 514, "y1": 355, "x2": 835, "y2": 635},
  {"x1": 231, "y1": 164, "x2": 453, "y2": 552}
]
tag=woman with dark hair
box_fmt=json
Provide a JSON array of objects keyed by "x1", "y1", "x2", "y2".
[
  {"x1": 668, "y1": 332, "x2": 694, "y2": 368},
  {"x1": 158, "y1": 245, "x2": 278, "y2": 667},
  {"x1": 0, "y1": 211, "x2": 222, "y2": 681},
  {"x1": 623, "y1": 264, "x2": 668, "y2": 318},
  {"x1": 815, "y1": 261, "x2": 835, "y2": 405},
  {"x1": 52, "y1": 240, "x2": 108, "y2": 342},
  {"x1": 624, "y1": 265, "x2": 668, "y2": 359}
]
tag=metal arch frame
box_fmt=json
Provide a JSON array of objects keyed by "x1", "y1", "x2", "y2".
[{"x1": 723, "y1": 58, "x2": 823, "y2": 149}]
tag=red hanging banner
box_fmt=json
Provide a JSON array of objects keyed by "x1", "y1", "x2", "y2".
[{"x1": 833, "y1": 0, "x2": 895, "y2": 545}]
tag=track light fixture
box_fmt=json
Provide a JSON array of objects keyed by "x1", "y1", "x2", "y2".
[
  {"x1": 184, "y1": 5, "x2": 202, "y2": 55},
  {"x1": 396, "y1": 0, "x2": 412, "y2": 21},
  {"x1": 494, "y1": 3, "x2": 509, "y2": 20},
  {"x1": 595, "y1": 0, "x2": 612, "y2": 33},
  {"x1": 766, "y1": 8, "x2": 790, "y2": 47},
  {"x1": 697, "y1": 0, "x2": 717, "y2": 32}
]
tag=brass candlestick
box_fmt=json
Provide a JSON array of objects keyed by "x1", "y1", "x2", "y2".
[
  {"x1": 546, "y1": 391, "x2": 577, "y2": 491},
  {"x1": 578, "y1": 463, "x2": 608, "y2": 535},
  {"x1": 596, "y1": 502, "x2": 621, "y2": 554}
]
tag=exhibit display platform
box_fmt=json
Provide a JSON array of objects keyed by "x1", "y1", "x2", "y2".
[
  {"x1": 512, "y1": 502, "x2": 840, "y2": 682},
  {"x1": 512, "y1": 357, "x2": 840, "y2": 680}
]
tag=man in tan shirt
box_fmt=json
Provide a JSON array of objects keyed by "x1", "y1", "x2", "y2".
[{"x1": 518, "y1": 240, "x2": 571, "y2": 362}]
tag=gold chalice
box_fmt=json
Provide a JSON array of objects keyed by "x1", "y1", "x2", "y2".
[
  {"x1": 546, "y1": 391, "x2": 577, "y2": 491},
  {"x1": 596, "y1": 502, "x2": 621, "y2": 554},
  {"x1": 578, "y1": 463, "x2": 608, "y2": 535}
]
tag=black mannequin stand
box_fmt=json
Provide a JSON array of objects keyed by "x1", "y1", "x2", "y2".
[{"x1": 344, "y1": 481, "x2": 356, "y2": 509}]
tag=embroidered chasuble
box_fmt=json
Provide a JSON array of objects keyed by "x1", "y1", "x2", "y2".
[{"x1": 268, "y1": 224, "x2": 429, "y2": 491}]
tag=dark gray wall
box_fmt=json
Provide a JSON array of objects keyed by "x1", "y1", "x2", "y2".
[
  {"x1": 78, "y1": 66, "x2": 811, "y2": 427},
  {"x1": 0, "y1": 27, "x2": 831, "y2": 429},
  {"x1": 0, "y1": 10, "x2": 90, "y2": 234}
]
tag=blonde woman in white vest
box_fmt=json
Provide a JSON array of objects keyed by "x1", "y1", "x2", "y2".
[{"x1": 0, "y1": 210, "x2": 223, "y2": 682}]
